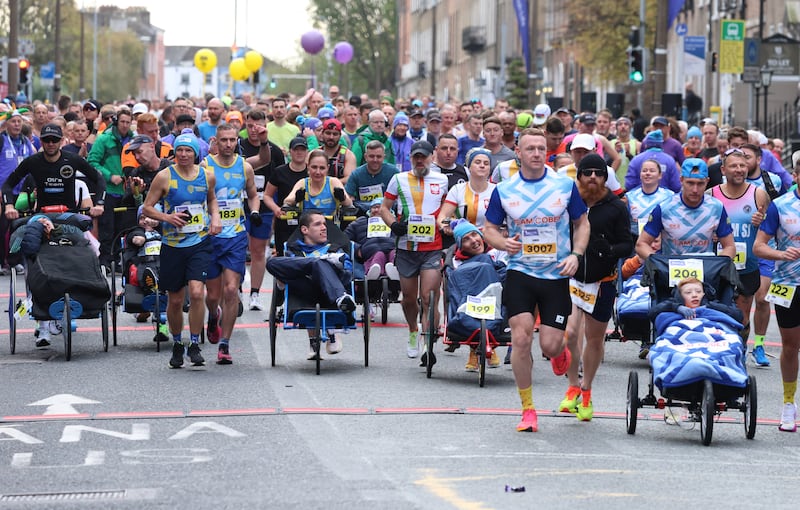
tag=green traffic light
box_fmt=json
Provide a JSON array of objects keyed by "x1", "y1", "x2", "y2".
[{"x1": 630, "y1": 71, "x2": 644, "y2": 83}]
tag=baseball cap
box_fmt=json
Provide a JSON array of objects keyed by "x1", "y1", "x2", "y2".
[
  {"x1": 124, "y1": 134, "x2": 154, "y2": 154},
  {"x1": 533, "y1": 104, "x2": 551, "y2": 126},
  {"x1": 317, "y1": 107, "x2": 336, "y2": 120},
  {"x1": 174, "y1": 133, "x2": 200, "y2": 156},
  {"x1": 132, "y1": 102, "x2": 148, "y2": 115},
  {"x1": 555, "y1": 107, "x2": 571, "y2": 114},
  {"x1": 427, "y1": 112, "x2": 441, "y2": 122},
  {"x1": 570, "y1": 133, "x2": 596, "y2": 151},
  {"x1": 793, "y1": 150, "x2": 800, "y2": 168},
  {"x1": 225, "y1": 111, "x2": 243, "y2": 123},
  {"x1": 410, "y1": 140, "x2": 434, "y2": 157},
  {"x1": 40, "y1": 123, "x2": 63, "y2": 140},
  {"x1": 651, "y1": 116, "x2": 669, "y2": 126},
  {"x1": 578, "y1": 113, "x2": 596, "y2": 125},
  {"x1": 409, "y1": 109, "x2": 424, "y2": 118},
  {"x1": 305, "y1": 117, "x2": 322, "y2": 131},
  {"x1": 289, "y1": 136, "x2": 308, "y2": 150},
  {"x1": 175, "y1": 114, "x2": 195, "y2": 125},
  {"x1": 369, "y1": 197, "x2": 383, "y2": 208},
  {"x1": 412, "y1": 99, "x2": 423, "y2": 108},
  {"x1": 83, "y1": 99, "x2": 101, "y2": 111},
  {"x1": 322, "y1": 118, "x2": 342, "y2": 132},
  {"x1": 681, "y1": 158, "x2": 709, "y2": 179}
]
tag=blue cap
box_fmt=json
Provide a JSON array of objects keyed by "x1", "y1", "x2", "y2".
[
  {"x1": 305, "y1": 117, "x2": 322, "y2": 130},
  {"x1": 318, "y1": 107, "x2": 336, "y2": 120},
  {"x1": 453, "y1": 220, "x2": 483, "y2": 249},
  {"x1": 644, "y1": 130, "x2": 664, "y2": 146},
  {"x1": 412, "y1": 99, "x2": 423, "y2": 108},
  {"x1": 681, "y1": 158, "x2": 708, "y2": 179},
  {"x1": 174, "y1": 132, "x2": 200, "y2": 156},
  {"x1": 687, "y1": 126, "x2": 702, "y2": 139},
  {"x1": 369, "y1": 198, "x2": 383, "y2": 208},
  {"x1": 465, "y1": 147, "x2": 491, "y2": 169},
  {"x1": 393, "y1": 113, "x2": 409, "y2": 128}
]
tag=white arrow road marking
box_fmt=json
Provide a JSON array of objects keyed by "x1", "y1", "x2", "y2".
[{"x1": 27, "y1": 394, "x2": 101, "y2": 415}]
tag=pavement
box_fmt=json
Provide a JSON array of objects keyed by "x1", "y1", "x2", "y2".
[{"x1": 0, "y1": 268, "x2": 798, "y2": 509}]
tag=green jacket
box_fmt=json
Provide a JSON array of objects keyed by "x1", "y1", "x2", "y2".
[
  {"x1": 351, "y1": 129, "x2": 395, "y2": 166},
  {"x1": 88, "y1": 126, "x2": 132, "y2": 196}
]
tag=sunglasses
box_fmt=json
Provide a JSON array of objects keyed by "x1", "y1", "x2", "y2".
[
  {"x1": 579, "y1": 169, "x2": 605, "y2": 177},
  {"x1": 41, "y1": 137, "x2": 61, "y2": 144},
  {"x1": 724, "y1": 148, "x2": 744, "y2": 156}
]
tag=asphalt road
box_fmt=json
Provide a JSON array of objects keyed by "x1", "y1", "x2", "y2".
[{"x1": 0, "y1": 268, "x2": 797, "y2": 509}]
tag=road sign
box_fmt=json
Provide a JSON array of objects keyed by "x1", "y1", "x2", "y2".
[
  {"x1": 676, "y1": 23, "x2": 688, "y2": 36},
  {"x1": 0, "y1": 37, "x2": 35, "y2": 55},
  {"x1": 719, "y1": 20, "x2": 745, "y2": 73},
  {"x1": 40, "y1": 62, "x2": 55, "y2": 80},
  {"x1": 760, "y1": 34, "x2": 799, "y2": 76},
  {"x1": 684, "y1": 36, "x2": 706, "y2": 75},
  {"x1": 743, "y1": 38, "x2": 760, "y2": 83}
]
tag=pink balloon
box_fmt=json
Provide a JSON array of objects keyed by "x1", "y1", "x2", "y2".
[
  {"x1": 301, "y1": 30, "x2": 325, "y2": 55},
  {"x1": 334, "y1": 41, "x2": 354, "y2": 64}
]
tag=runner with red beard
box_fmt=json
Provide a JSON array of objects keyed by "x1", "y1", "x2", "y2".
[{"x1": 559, "y1": 153, "x2": 632, "y2": 421}]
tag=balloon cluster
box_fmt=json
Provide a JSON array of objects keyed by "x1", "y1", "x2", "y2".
[{"x1": 302, "y1": 30, "x2": 354, "y2": 64}]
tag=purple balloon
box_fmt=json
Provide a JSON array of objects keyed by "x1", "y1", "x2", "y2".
[
  {"x1": 301, "y1": 30, "x2": 325, "y2": 55},
  {"x1": 334, "y1": 41, "x2": 354, "y2": 64}
]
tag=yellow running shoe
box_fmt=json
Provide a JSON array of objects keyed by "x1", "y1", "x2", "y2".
[
  {"x1": 559, "y1": 386, "x2": 581, "y2": 413},
  {"x1": 576, "y1": 401, "x2": 594, "y2": 422}
]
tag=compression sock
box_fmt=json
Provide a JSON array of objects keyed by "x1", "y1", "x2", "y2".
[
  {"x1": 250, "y1": 288, "x2": 259, "y2": 295},
  {"x1": 190, "y1": 333, "x2": 200, "y2": 345},
  {"x1": 518, "y1": 386, "x2": 534, "y2": 411},
  {"x1": 580, "y1": 388, "x2": 592, "y2": 406},
  {"x1": 754, "y1": 334, "x2": 766, "y2": 347},
  {"x1": 784, "y1": 381, "x2": 797, "y2": 404},
  {"x1": 220, "y1": 338, "x2": 229, "y2": 346},
  {"x1": 172, "y1": 333, "x2": 182, "y2": 344}
]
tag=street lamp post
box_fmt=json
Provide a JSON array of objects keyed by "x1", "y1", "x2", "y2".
[
  {"x1": 761, "y1": 66, "x2": 773, "y2": 133},
  {"x1": 754, "y1": 81, "x2": 761, "y2": 129}
]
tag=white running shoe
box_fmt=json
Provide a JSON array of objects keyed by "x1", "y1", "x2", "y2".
[
  {"x1": 326, "y1": 334, "x2": 343, "y2": 354},
  {"x1": 249, "y1": 293, "x2": 264, "y2": 311},
  {"x1": 366, "y1": 263, "x2": 381, "y2": 280},
  {"x1": 385, "y1": 262, "x2": 400, "y2": 281},
  {"x1": 407, "y1": 331, "x2": 420, "y2": 358},
  {"x1": 780, "y1": 403, "x2": 797, "y2": 432}
]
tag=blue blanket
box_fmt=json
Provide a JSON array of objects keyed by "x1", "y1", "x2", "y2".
[
  {"x1": 616, "y1": 277, "x2": 650, "y2": 319},
  {"x1": 650, "y1": 308, "x2": 747, "y2": 390}
]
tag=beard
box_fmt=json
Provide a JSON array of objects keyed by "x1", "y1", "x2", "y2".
[{"x1": 577, "y1": 179, "x2": 608, "y2": 205}]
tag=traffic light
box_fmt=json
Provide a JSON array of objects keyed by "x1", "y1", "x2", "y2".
[
  {"x1": 628, "y1": 27, "x2": 640, "y2": 47},
  {"x1": 710, "y1": 52, "x2": 718, "y2": 72},
  {"x1": 269, "y1": 77, "x2": 277, "y2": 89},
  {"x1": 18, "y1": 58, "x2": 30, "y2": 84},
  {"x1": 629, "y1": 48, "x2": 644, "y2": 83}
]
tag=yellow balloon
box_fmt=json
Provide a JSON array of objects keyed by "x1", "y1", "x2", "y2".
[
  {"x1": 244, "y1": 50, "x2": 264, "y2": 73},
  {"x1": 193, "y1": 48, "x2": 217, "y2": 74},
  {"x1": 229, "y1": 58, "x2": 250, "y2": 81}
]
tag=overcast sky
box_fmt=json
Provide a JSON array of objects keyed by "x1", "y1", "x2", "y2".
[{"x1": 94, "y1": 0, "x2": 315, "y2": 65}]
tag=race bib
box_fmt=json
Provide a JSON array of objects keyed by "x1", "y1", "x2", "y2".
[
  {"x1": 254, "y1": 175, "x2": 265, "y2": 200},
  {"x1": 765, "y1": 282, "x2": 797, "y2": 308},
  {"x1": 174, "y1": 204, "x2": 204, "y2": 233},
  {"x1": 465, "y1": 295, "x2": 496, "y2": 320},
  {"x1": 668, "y1": 258, "x2": 704, "y2": 287},
  {"x1": 144, "y1": 240, "x2": 161, "y2": 256},
  {"x1": 407, "y1": 214, "x2": 435, "y2": 243},
  {"x1": 569, "y1": 279, "x2": 599, "y2": 314},
  {"x1": 218, "y1": 199, "x2": 242, "y2": 227},
  {"x1": 14, "y1": 297, "x2": 33, "y2": 320},
  {"x1": 367, "y1": 217, "x2": 391, "y2": 238},
  {"x1": 358, "y1": 184, "x2": 383, "y2": 202},
  {"x1": 521, "y1": 225, "x2": 557, "y2": 262},
  {"x1": 284, "y1": 209, "x2": 298, "y2": 226}
]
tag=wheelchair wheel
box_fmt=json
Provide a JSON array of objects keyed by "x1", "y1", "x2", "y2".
[
  {"x1": 626, "y1": 371, "x2": 639, "y2": 435},
  {"x1": 381, "y1": 278, "x2": 389, "y2": 325},
  {"x1": 9, "y1": 269, "x2": 17, "y2": 355},
  {"x1": 700, "y1": 379, "x2": 715, "y2": 446},
  {"x1": 478, "y1": 319, "x2": 487, "y2": 388},
  {"x1": 426, "y1": 289, "x2": 436, "y2": 379},
  {"x1": 110, "y1": 263, "x2": 119, "y2": 347},
  {"x1": 269, "y1": 282, "x2": 279, "y2": 367},
  {"x1": 362, "y1": 276, "x2": 370, "y2": 368},
  {"x1": 313, "y1": 304, "x2": 322, "y2": 376},
  {"x1": 63, "y1": 293, "x2": 72, "y2": 362},
  {"x1": 101, "y1": 302, "x2": 109, "y2": 353},
  {"x1": 744, "y1": 375, "x2": 757, "y2": 440}
]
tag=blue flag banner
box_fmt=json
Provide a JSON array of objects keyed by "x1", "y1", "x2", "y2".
[
  {"x1": 513, "y1": 0, "x2": 530, "y2": 74},
  {"x1": 668, "y1": 0, "x2": 686, "y2": 29}
]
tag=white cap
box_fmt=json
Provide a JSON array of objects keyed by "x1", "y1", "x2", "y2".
[
  {"x1": 570, "y1": 133, "x2": 596, "y2": 151},
  {"x1": 792, "y1": 150, "x2": 800, "y2": 168},
  {"x1": 132, "y1": 102, "x2": 148, "y2": 115},
  {"x1": 532, "y1": 103, "x2": 551, "y2": 126}
]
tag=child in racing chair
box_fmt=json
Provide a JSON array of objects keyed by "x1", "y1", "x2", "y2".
[
  {"x1": 649, "y1": 277, "x2": 744, "y2": 324},
  {"x1": 124, "y1": 206, "x2": 162, "y2": 325},
  {"x1": 344, "y1": 197, "x2": 399, "y2": 281}
]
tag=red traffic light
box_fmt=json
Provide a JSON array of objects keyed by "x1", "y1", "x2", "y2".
[{"x1": 19, "y1": 58, "x2": 30, "y2": 70}]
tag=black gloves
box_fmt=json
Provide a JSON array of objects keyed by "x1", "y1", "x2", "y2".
[
  {"x1": 333, "y1": 187, "x2": 346, "y2": 202},
  {"x1": 390, "y1": 221, "x2": 408, "y2": 237},
  {"x1": 588, "y1": 237, "x2": 614, "y2": 259},
  {"x1": 294, "y1": 189, "x2": 305, "y2": 204},
  {"x1": 249, "y1": 211, "x2": 263, "y2": 227}
]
